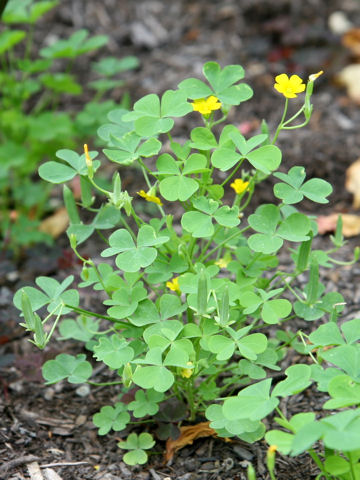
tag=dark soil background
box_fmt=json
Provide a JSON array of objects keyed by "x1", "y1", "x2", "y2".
[{"x1": 2, "y1": 0, "x2": 360, "y2": 479}]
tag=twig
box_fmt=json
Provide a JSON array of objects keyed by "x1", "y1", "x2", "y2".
[
  {"x1": 0, "y1": 455, "x2": 41, "y2": 478},
  {"x1": 40, "y1": 461, "x2": 90, "y2": 468}
]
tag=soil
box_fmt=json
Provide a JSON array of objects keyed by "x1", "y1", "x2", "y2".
[{"x1": 2, "y1": 0, "x2": 360, "y2": 479}]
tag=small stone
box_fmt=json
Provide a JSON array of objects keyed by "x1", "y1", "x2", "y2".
[
  {"x1": 44, "y1": 388, "x2": 55, "y2": 401},
  {"x1": 75, "y1": 384, "x2": 90, "y2": 397}
]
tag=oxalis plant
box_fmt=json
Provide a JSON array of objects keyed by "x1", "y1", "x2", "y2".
[{"x1": 14, "y1": 63, "x2": 360, "y2": 477}]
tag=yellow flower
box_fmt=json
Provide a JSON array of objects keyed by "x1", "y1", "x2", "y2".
[
  {"x1": 309, "y1": 70, "x2": 324, "y2": 82},
  {"x1": 230, "y1": 178, "x2": 249, "y2": 195},
  {"x1": 84, "y1": 143, "x2": 92, "y2": 168},
  {"x1": 166, "y1": 277, "x2": 180, "y2": 293},
  {"x1": 180, "y1": 362, "x2": 194, "y2": 378},
  {"x1": 268, "y1": 445, "x2": 277, "y2": 454},
  {"x1": 192, "y1": 95, "x2": 222, "y2": 115},
  {"x1": 274, "y1": 74, "x2": 306, "y2": 98},
  {"x1": 215, "y1": 257, "x2": 230, "y2": 269},
  {"x1": 137, "y1": 189, "x2": 163, "y2": 205}
]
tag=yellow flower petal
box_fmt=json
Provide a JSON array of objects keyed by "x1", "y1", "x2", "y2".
[
  {"x1": 230, "y1": 178, "x2": 249, "y2": 195},
  {"x1": 191, "y1": 95, "x2": 222, "y2": 115},
  {"x1": 166, "y1": 277, "x2": 180, "y2": 293},
  {"x1": 274, "y1": 73, "x2": 305, "y2": 99},
  {"x1": 137, "y1": 190, "x2": 163, "y2": 205}
]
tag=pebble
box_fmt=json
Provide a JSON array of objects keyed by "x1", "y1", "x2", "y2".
[{"x1": 75, "y1": 384, "x2": 91, "y2": 397}]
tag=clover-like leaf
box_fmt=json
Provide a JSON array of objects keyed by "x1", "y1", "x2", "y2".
[
  {"x1": 13, "y1": 275, "x2": 79, "y2": 316},
  {"x1": 272, "y1": 364, "x2": 312, "y2": 397},
  {"x1": 274, "y1": 166, "x2": 333, "y2": 204},
  {"x1": 42, "y1": 353, "x2": 92, "y2": 384},
  {"x1": 93, "y1": 402, "x2": 130, "y2": 435},
  {"x1": 93, "y1": 335, "x2": 134, "y2": 369},
  {"x1": 118, "y1": 433, "x2": 155, "y2": 465},
  {"x1": 102, "y1": 226, "x2": 168, "y2": 272},
  {"x1": 128, "y1": 389, "x2": 164, "y2": 418},
  {"x1": 223, "y1": 379, "x2": 279, "y2": 421},
  {"x1": 323, "y1": 375, "x2": 360, "y2": 409},
  {"x1": 39, "y1": 148, "x2": 99, "y2": 183}
]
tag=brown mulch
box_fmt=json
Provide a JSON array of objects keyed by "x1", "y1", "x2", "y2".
[{"x1": 2, "y1": 0, "x2": 360, "y2": 478}]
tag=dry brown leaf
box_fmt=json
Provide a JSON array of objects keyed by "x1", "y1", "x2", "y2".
[
  {"x1": 342, "y1": 28, "x2": 360, "y2": 57},
  {"x1": 317, "y1": 213, "x2": 360, "y2": 237},
  {"x1": 165, "y1": 421, "x2": 219, "y2": 462},
  {"x1": 39, "y1": 208, "x2": 69, "y2": 238},
  {"x1": 345, "y1": 159, "x2": 360, "y2": 209},
  {"x1": 317, "y1": 214, "x2": 339, "y2": 234},
  {"x1": 337, "y1": 64, "x2": 360, "y2": 104}
]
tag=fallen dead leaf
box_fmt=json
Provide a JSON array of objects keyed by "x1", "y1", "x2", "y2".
[
  {"x1": 336, "y1": 64, "x2": 360, "y2": 104},
  {"x1": 342, "y1": 28, "x2": 360, "y2": 57},
  {"x1": 165, "y1": 421, "x2": 220, "y2": 462},
  {"x1": 345, "y1": 159, "x2": 360, "y2": 209},
  {"x1": 317, "y1": 213, "x2": 360, "y2": 237},
  {"x1": 39, "y1": 208, "x2": 69, "y2": 238}
]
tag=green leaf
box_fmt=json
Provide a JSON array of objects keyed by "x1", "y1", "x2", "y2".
[
  {"x1": 159, "y1": 175, "x2": 199, "y2": 201},
  {"x1": 300, "y1": 178, "x2": 333, "y2": 203},
  {"x1": 324, "y1": 375, "x2": 360, "y2": 409},
  {"x1": 246, "y1": 145, "x2": 281, "y2": 174},
  {"x1": 59, "y1": 317, "x2": 99, "y2": 342},
  {"x1": 223, "y1": 379, "x2": 279, "y2": 421},
  {"x1": 129, "y1": 300, "x2": 160, "y2": 326},
  {"x1": 265, "y1": 430, "x2": 294, "y2": 455},
  {"x1": 237, "y1": 333, "x2": 268, "y2": 360},
  {"x1": 261, "y1": 299, "x2": 292, "y2": 324},
  {"x1": 181, "y1": 211, "x2": 214, "y2": 238},
  {"x1": 40, "y1": 29, "x2": 108, "y2": 59},
  {"x1": 213, "y1": 205, "x2": 240, "y2": 228},
  {"x1": 321, "y1": 345, "x2": 360, "y2": 380},
  {"x1": 38, "y1": 161, "x2": 76, "y2": 183},
  {"x1": 118, "y1": 433, "x2": 155, "y2": 465},
  {"x1": 42, "y1": 353, "x2": 92, "y2": 384},
  {"x1": 161, "y1": 89, "x2": 193, "y2": 117},
  {"x1": 177, "y1": 78, "x2": 213, "y2": 98},
  {"x1": 133, "y1": 365, "x2": 174, "y2": 392},
  {"x1": 277, "y1": 213, "x2": 311, "y2": 242},
  {"x1": 203, "y1": 62, "x2": 244, "y2": 93},
  {"x1": 0, "y1": 30, "x2": 26, "y2": 54},
  {"x1": 211, "y1": 147, "x2": 242, "y2": 171},
  {"x1": 324, "y1": 456, "x2": 351, "y2": 476},
  {"x1": 93, "y1": 335, "x2": 134, "y2": 369},
  {"x1": 128, "y1": 389, "x2": 164, "y2": 418},
  {"x1": 207, "y1": 335, "x2": 235, "y2": 360},
  {"x1": 342, "y1": 318, "x2": 360, "y2": 344},
  {"x1": 93, "y1": 403, "x2": 130, "y2": 435},
  {"x1": 92, "y1": 55, "x2": 139, "y2": 76},
  {"x1": 272, "y1": 365, "x2": 312, "y2": 397},
  {"x1": 308, "y1": 322, "x2": 344, "y2": 347},
  {"x1": 248, "y1": 205, "x2": 280, "y2": 234},
  {"x1": 190, "y1": 127, "x2": 217, "y2": 150}
]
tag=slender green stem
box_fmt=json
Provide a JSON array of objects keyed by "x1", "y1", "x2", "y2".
[
  {"x1": 220, "y1": 159, "x2": 245, "y2": 187},
  {"x1": 200, "y1": 227, "x2": 249, "y2": 263},
  {"x1": 64, "y1": 304, "x2": 128, "y2": 326},
  {"x1": 272, "y1": 98, "x2": 288, "y2": 144},
  {"x1": 308, "y1": 449, "x2": 325, "y2": 474},
  {"x1": 348, "y1": 451, "x2": 360, "y2": 480},
  {"x1": 88, "y1": 380, "x2": 123, "y2": 387},
  {"x1": 282, "y1": 105, "x2": 305, "y2": 126},
  {"x1": 88, "y1": 176, "x2": 111, "y2": 197}
]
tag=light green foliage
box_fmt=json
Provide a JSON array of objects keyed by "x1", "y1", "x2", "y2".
[
  {"x1": 0, "y1": 0, "x2": 138, "y2": 251},
  {"x1": 14, "y1": 61, "x2": 359, "y2": 474},
  {"x1": 93, "y1": 403, "x2": 130, "y2": 435},
  {"x1": 118, "y1": 433, "x2": 155, "y2": 465}
]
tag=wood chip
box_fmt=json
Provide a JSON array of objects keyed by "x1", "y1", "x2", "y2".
[
  {"x1": 27, "y1": 462, "x2": 44, "y2": 480},
  {"x1": 43, "y1": 468, "x2": 63, "y2": 480}
]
